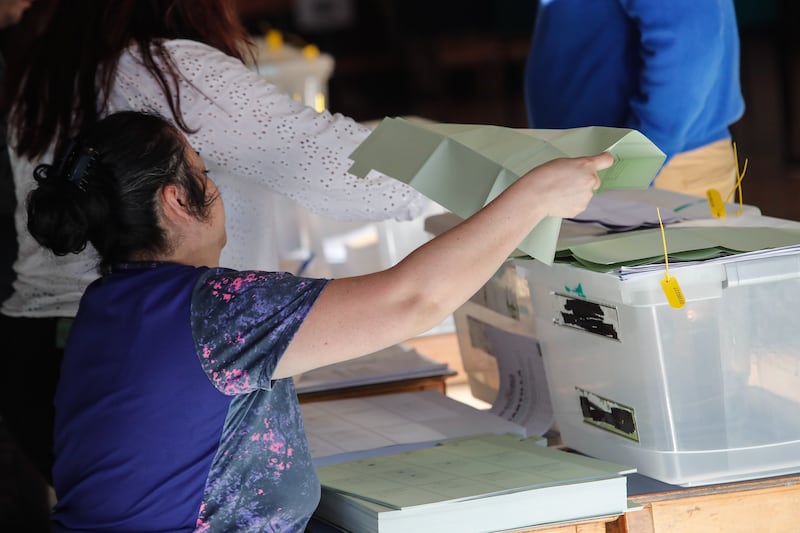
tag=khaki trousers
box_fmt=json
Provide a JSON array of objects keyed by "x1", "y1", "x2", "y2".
[{"x1": 652, "y1": 138, "x2": 738, "y2": 198}]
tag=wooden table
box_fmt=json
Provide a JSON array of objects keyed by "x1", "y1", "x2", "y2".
[
  {"x1": 511, "y1": 515, "x2": 621, "y2": 533},
  {"x1": 504, "y1": 472, "x2": 800, "y2": 533},
  {"x1": 297, "y1": 372, "x2": 451, "y2": 403},
  {"x1": 608, "y1": 473, "x2": 800, "y2": 533}
]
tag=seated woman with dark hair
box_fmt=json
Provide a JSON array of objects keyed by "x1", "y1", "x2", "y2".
[{"x1": 28, "y1": 111, "x2": 610, "y2": 532}]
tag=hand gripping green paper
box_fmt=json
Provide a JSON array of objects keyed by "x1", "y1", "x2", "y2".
[{"x1": 348, "y1": 117, "x2": 666, "y2": 264}]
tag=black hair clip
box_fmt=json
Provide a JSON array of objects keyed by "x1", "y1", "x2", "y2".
[{"x1": 54, "y1": 138, "x2": 99, "y2": 192}]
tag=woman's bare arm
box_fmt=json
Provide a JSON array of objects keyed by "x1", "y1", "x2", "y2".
[{"x1": 274, "y1": 153, "x2": 612, "y2": 378}]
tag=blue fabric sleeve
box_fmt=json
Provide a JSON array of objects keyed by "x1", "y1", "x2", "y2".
[
  {"x1": 617, "y1": 0, "x2": 742, "y2": 158},
  {"x1": 190, "y1": 268, "x2": 328, "y2": 395}
]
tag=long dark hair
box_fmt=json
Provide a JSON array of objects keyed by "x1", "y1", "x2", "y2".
[
  {"x1": 26, "y1": 111, "x2": 216, "y2": 273},
  {"x1": 1, "y1": 0, "x2": 250, "y2": 160}
]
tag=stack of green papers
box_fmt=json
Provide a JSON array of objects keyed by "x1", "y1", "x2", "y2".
[
  {"x1": 314, "y1": 433, "x2": 632, "y2": 533},
  {"x1": 553, "y1": 226, "x2": 800, "y2": 273}
]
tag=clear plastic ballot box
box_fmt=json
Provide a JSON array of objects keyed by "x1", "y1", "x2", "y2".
[{"x1": 516, "y1": 244, "x2": 800, "y2": 487}]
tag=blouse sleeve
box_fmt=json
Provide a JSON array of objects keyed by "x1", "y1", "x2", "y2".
[
  {"x1": 115, "y1": 39, "x2": 428, "y2": 222},
  {"x1": 190, "y1": 267, "x2": 328, "y2": 395}
]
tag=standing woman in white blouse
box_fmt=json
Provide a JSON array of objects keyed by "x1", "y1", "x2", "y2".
[{"x1": 0, "y1": 0, "x2": 427, "y2": 486}]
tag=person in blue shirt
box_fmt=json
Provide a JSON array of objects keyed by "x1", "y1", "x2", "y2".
[
  {"x1": 524, "y1": 0, "x2": 745, "y2": 197},
  {"x1": 27, "y1": 110, "x2": 608, "y2": 532}
]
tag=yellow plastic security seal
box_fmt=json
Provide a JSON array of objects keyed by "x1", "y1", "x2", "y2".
[
  {"x1": 657, "y1": 208, "x2": 686, "y2": 309},
  {"x1": 706, "y1": 188, "x2": 726, "y2": 219}
]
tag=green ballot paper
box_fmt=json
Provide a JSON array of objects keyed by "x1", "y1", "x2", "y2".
[{"x1": 348, "y1": 117, "x2": 666, "y2": 264}]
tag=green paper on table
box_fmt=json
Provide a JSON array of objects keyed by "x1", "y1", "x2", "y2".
[
  {"x1": 556, "y1": 226, "x2": 800, "y2": 272},
  {"x1": 348, "y1": 117, "x2": 666, "y2": 264},
  {"x1": 314, "y1": 433, "x2": 632, "y2": 533}
]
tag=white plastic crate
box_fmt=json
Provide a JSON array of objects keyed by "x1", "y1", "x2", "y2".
[{"x1": 517, "y1": 252, "x2": 800, "y2": 486}]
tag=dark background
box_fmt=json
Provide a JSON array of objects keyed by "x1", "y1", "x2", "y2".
[
  {"x1": 237, "y1": 0, "x2": 800, "y2": 220},
  {"x1": 1, "y1": 2, "x2": 799, "y2": 527}
]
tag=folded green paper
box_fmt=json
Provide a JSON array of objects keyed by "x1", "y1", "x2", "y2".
[{"x1": 349, "y1": 117, "x2": 665, "y2": 264}]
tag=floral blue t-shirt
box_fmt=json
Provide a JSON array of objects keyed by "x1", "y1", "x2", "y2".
[{"x1": 51, "y1": 262, "x2": 328, "y2": 532}]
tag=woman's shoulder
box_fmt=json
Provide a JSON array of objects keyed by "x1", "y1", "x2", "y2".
[
  {"x1": 120, "y1": 38, "x2": 245, "y2": 73},
  {"x1": 197, "y1": 268, "x2": 327, "y2": 290},
  {"x1": 115, "y1": 38, "x2": 254, "y2": 108},
  {"x1": 162, "y1": 39, "x2": 237, "y2": 58},
  {"x1": 194, "y1": 268, "x2": 327, "y2": 307},
  {"x1": 164, "y1": 39, "x2": 251, "y2": 75}
]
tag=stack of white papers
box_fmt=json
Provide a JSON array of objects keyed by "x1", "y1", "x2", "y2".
[
  {"x1": 294, "y1": 344, "x2": 451, "y2": 394},
  {"x1": 569, "y1": 192, "x2": 686, "y2": 231},
  {"x1": 618, "y1": 243, "x2": 800, "y2": 280},
  {"x1": 301, "y1": 390, "x2": 528, "y2": 466}
]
